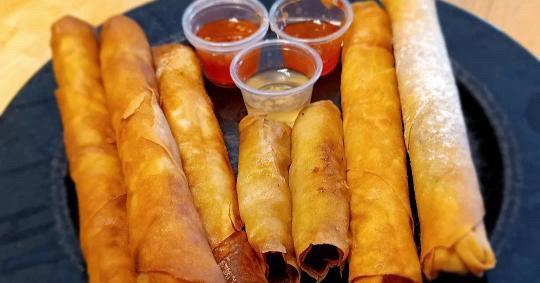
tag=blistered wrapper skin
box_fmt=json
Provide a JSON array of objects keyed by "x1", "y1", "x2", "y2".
[
  {"x1": 238, "y1": 116, "x2": 299, "y2": 283},
  {"x1": 289, "y1": 101, "x2": 350, "y2": 281},
  {"x1": 341, "y1": 2, "x2": 423, "y2": 282}
]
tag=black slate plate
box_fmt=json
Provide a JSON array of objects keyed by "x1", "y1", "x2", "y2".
[{"x1": 0, "y1": 0, "x2": 538, "y2": 282}]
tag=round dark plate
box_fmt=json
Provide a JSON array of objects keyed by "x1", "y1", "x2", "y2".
[{"x1": 0, "y1": 0, "x2": 538, "y2": 282}]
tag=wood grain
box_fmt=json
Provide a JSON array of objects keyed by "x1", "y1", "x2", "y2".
[{"x1": 0, "y1": 0, "x2": 538, "y2": 114}]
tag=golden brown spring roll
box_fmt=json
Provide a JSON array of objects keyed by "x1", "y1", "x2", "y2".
[
  {"x1": 383, "y1": 0, "x2": 496, "y2": 279},
  {"x1": 152, "y1": 43, "x2": 243, "y2": 248},
  {"x1": 237, "y1": 116, "x2": 299, "y2": 282},
  {"x1": 341, "y1": 2, "x2": 422, "y2": 283},
  {"x1": 51, "y1": 16, "x2": 135, "y2": 283},
  {"x1": 152, "y1": 43, "x2": 266, "y2": 282},
  {"x1": 289, "y1": 100, "x2": 350, "y2": 280},
  {"x1": 99, "y1": 16, "x2": 224, "y2": 282}
]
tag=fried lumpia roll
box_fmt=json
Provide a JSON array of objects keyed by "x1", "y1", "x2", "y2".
[
  {"x1": 100, "y1": 16, "x2": 224, "y2": 282},
  {"x1": 152, "y1": 44, "x2": 266, "y2": 282},
  {"x1": 289, "y1": 100, "x2": 350, "y2": 280},
  {"x1": 341, "y1": 2, "x2": 422, "y2": 283},
  {"x1": 51, "y1": 16, "x2": 135, "y2": 283},
  {"x1": 237, "y1": 116, "x2": 299, "y2": 283},
  {"x1": 383, "y1": 0, "x2": 496, "y2": 278}
]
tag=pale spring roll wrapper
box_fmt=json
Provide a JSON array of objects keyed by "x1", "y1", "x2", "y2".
[
  {"x1": 341, "y1": 2, "x2": 422, "y2": 283},
  {"x1": 289, "y1": 100, "x2": 350, "y2": 280},
  {"x1": 383, "y1": 0, "x2": 496, "y2": 278},
  {"x1": 100, "y1": 16, "x2": 224, "y2": 282},
  {"x1": 51, "y1": 16, "x2": 136, "y2": 283},
  {"x1": 237, "y1": 116, "x2": 300, "y2": 283},
  {"x1": 152, "y1": 43, "x2": 266, "y2": 283}
]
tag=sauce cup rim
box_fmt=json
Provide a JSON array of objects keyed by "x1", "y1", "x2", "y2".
[
  {"x1": 268, "y1": 0, "x2": 353, "y2": 44},
  {"x1": 230, "y1": 39, "x2": 323, "y2": 97},
  {"x1": 182, "y1": 0, "x2": 270, "y2": 53}
]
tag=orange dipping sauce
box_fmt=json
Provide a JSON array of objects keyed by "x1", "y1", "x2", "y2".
[
  {"x1": 196, "y1": 19, "x2": 258, "y2": 87},
  {"x1": 283, "y1": 20, "x2": 342, "y2": 75},
  {"x1": 283, "y1": 20, "x2": 340, "y2": 39}
]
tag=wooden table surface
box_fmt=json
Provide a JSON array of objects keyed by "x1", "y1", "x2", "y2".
[{"x1": 0, "y1": 0, "x2": 538, "y2": 114}]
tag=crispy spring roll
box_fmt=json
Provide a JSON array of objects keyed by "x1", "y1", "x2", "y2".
[
  {"x1": 383, "y1": 0, "x2": 496, "y2": 278},
  {"x1": 341, "y1": 2, "x2": 422, "y2": 283},
  {"x1": 152, "y1": 44, "x2": 266, "y2": 282},
  {"x1": 289, "y1": 100, "x2": 350, "y2": 280},
  {"x1": 237, "y1": 116, "x2": 299, "y2": 282},
  {"x1": 99, "y1": 16, "x2": 224, "y2": 282},
  {"x1": 51, "y1": 16, "x2": 135, "y2": 283},
  {"x1": 152, "y1": 43, "x2": 243, "y2": 248}
]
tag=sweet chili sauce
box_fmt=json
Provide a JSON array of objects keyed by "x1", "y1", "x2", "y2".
[
  {"x1": 196, "y1": 18, "x2": 258, "y2": 87},
  {"x1": 283, "y1": 20, "x2": 342, "y2": 75}
]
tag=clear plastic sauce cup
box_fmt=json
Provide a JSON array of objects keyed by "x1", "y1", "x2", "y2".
[
  {"x1": 182, "y1": 0, "x2": 269, "y2": 87},
  {"x1": 230, "y1": 39, "x2": 323, "y2": 124},
  {"x1": 269, "y1": 0, "x2": 353, "y2": 76}
]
